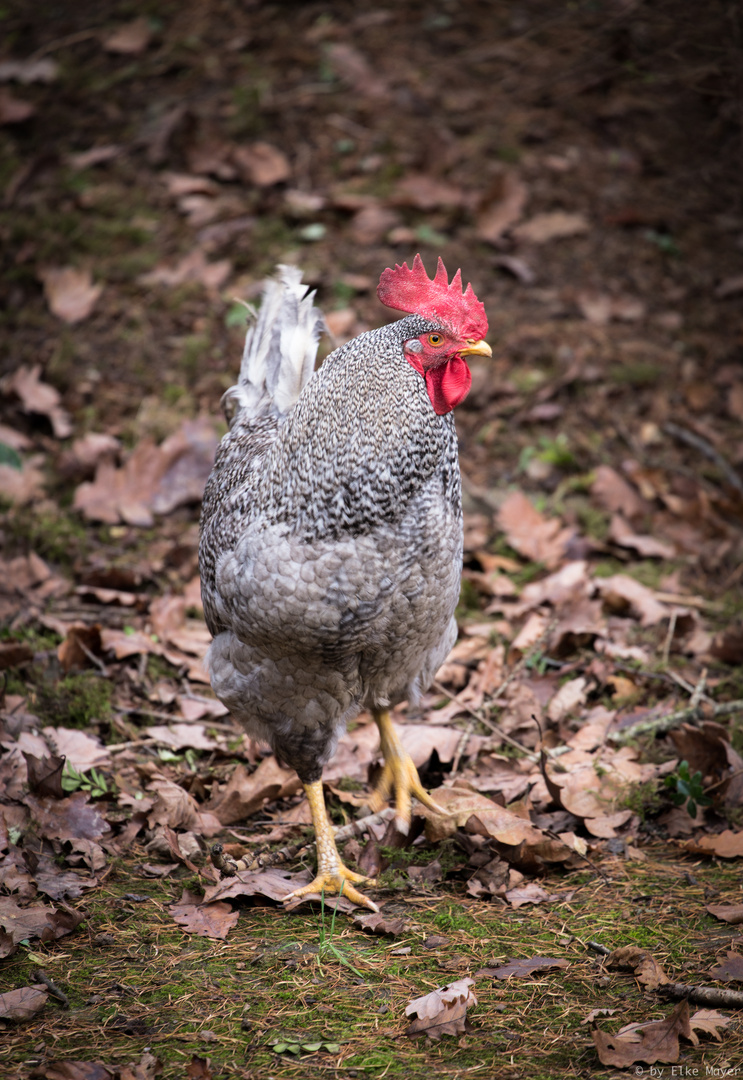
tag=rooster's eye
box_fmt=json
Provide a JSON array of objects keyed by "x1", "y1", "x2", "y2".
[{"x1": 428, "y1": 333, "x2": 444, "y2": 347}]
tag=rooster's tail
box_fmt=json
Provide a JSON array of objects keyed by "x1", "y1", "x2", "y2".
[{"x1": 222, "y1": 265, "x2": 324, "y2": 425}]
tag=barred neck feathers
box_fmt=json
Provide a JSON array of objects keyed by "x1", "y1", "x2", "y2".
[{"x1": 260, "y1": 317, "x2": 460, "y2": 542}]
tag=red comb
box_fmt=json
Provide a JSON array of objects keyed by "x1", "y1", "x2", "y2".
[{"x1": 377, "y1": 253, "x2": 488, "y2": 339}]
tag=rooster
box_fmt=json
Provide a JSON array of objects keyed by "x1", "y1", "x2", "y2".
[{"x1": 199, "y1": 255, "x2": 490, "y2": 911}]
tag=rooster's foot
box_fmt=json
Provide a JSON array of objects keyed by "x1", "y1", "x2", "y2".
[
  {"x1": 369, "y1": 708, "x2": 446, "y2": 832},
  {"x1": 283, "y1": 864, "x2": 379, "y2": 912},
  {"x1": 286, "y1": 777, "x2": 379, "y2": 912}
]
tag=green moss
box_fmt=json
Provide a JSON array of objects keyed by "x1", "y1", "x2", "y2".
[
  {"x1": 609, "y1": 361, "x2": 663, "y2": 386},
  {"x1": 6, "y1": 507, "x2": 90, "y2": 566},
  {"x1": 34, "y1": 672, "x2": 112, "y2": 728}
]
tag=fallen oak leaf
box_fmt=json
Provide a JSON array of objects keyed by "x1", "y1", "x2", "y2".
[
  {"x1": 688, "y1": 1008, "x2": 732, "y2": 1042},
  {"x1": 709, "y1": 952, "x2": 743, "y2": 983},
  {"x1": 497, "y1": 490, "x2": 573, "y2": 570},
  {"x1": 170, "y1": 889, "x2": 239, "y2": 940},
  {"x1": 687, "y1": 831, "x2": 743, "y2": 859},
  {"x1": 592, "y1": 998, "x2": 690, "y2": 1067},
  {"x1": 477, "y1": 956, "x2": 569, "y2": 980},
  {"x1": 405, "y1": 978, "x2": 477, "y2": 1040}
]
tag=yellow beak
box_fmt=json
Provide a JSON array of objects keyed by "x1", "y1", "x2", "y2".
[{"x1": 459, "y1": 338, "x2": 492, "y2": 358}]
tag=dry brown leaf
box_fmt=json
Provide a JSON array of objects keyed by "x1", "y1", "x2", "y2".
[
  {"x1": 40, "y1": 267, "x2": 102, "y2": 324},
  {"x1": 233, "y1": 142, "x2": 291, "y2": 187},
  {"x1": 689, "y1": 831, "x2": 743, "y2": 858},
  {"x1": 547, "y1": 677, "x2": 587, "y2": 723},
  {"x1": 146, "y1": 724, "x2": 219, "y2": 752},
  {"x1": 706, "y1": 903, "x2": 743, "y2": 924},
  {"x1": 350, "y1": 204, "x2": 400, "y2": 245},
  {"x1": 591, "y1": 465, "x2": 647, "y2": 521},
  {"x1": 103, "y1": 17, "x2": 152, "y2": 54},
  {"x1": 43, "y1": 728, "x2": 110, "y2": 770},
  {"x1": 505, "y1": 884, "x2": 556, "y2": 908},
  {"x1": 424, "y1": 786, "x2": 546, "y2": 848},
  {"x1": 592, "y1": 999, "x2": 690, "y2": 1067},
  {"x1": 326, "y1": 42, "x2": 388, "y2": 98},
  {"x1": 204, "y1": 866, "x2": 313, "y2": 905},
  {"x1": 139, "y1": 250, "x2": 231, "y2": 291},
  {"x1": 147, "y1": 778, "x2": 207, "y2": 833},
  {"x1": 405, "y1": 978, "x2": 476, "y2": 1040},
  {"x1": 709, "y1": 951, "x2": 743, "y2": 983},
  {"x1": 393, "y1": 173, "x2": 465, "y2": 211},
  {"x1": 206, "y1": 756, "x2": 301, "y2": 826},
  {"x1": 352, "y1": 912, "x2": 407, "y2": 937},
  {"x1": 608, "y1": 514, "x2": 675, "y2": 559},
  {"x1": 0, "y1": 456, "x2": 45, "y2": 504},
  {"x1": 577, "y1": 290, "x2": 645, "y2": 325},
  {"x1": 594, "y1": 574, "x2": 668, "y2": 626},
  {"x1": 478, "y1": 171, "x2": 528, "y2": 243},
  {"x1": 710, "y1": 624, "x2": 743, "y2": 665},
  {"x1": 0, "y1": 57, "x2": 58, "y2": 83},
  {"x1": 497, "y1": 491, "x2": 573, "y2": 569},
  {"x1": 74, "y1": 418, "x2": 219, "y2": 526},
  {"x1": 513, "y1": 210, "x2": 589, "y2": 244},
  {"x1": 57, "y1": 624, "x2": 103, "y2": 672},
  {"x1": 2, "y1": 363, "x2": 72, "y2": 437},
  {"x1": 481, "y1": 956, "x2": 569, "y2": 979},
  {"x1": 689, "y1": 1008, "x2": 732, "y2": 1041},
  {"x1": 606, "y1": 945, "x2": 670, "y2": 989},
  {"x1": 0, "y1": 984, "x2": 48, "y2": 1021},
  {"x1": 0, "y1": 88, "x2": 34, "y2": 123},
  {"x1": 170, "y1": 889, "x2": 239, "y2": 939}
]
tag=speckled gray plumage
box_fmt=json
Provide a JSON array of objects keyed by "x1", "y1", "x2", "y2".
[{"x1": 199, "y1": 272, "x2": 463, "y2": 783}]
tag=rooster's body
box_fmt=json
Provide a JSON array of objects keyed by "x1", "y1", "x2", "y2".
[{"x1": 199, "y1": 258, "x2": 489, "y2": 909}]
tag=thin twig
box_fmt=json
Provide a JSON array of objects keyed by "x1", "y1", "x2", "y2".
[
  {"x1": 658, "y1": 982, "x2": 743, "y2": 1009},
  {"x1": 433, "y1": 681, "x2": 535, "y2": 760},
  {"x1": 689, "y1": 668, "x2": 708, "y2": 710},
  {"x1": 114, "y1": 706, "x2": 237, "y2": 731},
  {"x1": 436, "y1": 619, "x2": 559, "y2": 765},
  {"x1": 664, "y1": 421, "x2": 743, "y2": 497},
  {"x1": 661, "y1": 609, "x2": 677, "y2": 667},
  {"x1": 33, "y1": 969, "x2": 70, "y2": 1008},
  {"x1": 209, "y1": 808, "x2": 397, "y2": 876},
  {"x1": 609, "y1": 698, "x2": 743, "y2": 744}
]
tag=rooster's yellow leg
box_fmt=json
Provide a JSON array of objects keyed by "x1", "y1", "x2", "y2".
[
  {"x1": 283, "y1": 779, "x2": 379, "y2": 912},
  {"x1": 369, "y1": 708, "x2": 446, "y2": 832}
]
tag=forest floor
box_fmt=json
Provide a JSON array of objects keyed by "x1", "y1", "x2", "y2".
[{"x1": 1, "y1": 2, "x2": 743, "y2": 1078}]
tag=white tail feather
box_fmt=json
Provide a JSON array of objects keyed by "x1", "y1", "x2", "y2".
[{"x1": 222, "y1": 265, "x2": 324, "y2": 425}]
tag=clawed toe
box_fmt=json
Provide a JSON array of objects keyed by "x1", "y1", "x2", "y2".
[{"x1": 284, "y1": 870, "x2": 379, "y2": 912}]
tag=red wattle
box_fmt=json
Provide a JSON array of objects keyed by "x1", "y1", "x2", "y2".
[{"x1": 405, "y1": 354, "x2": 472, "y2": 415}]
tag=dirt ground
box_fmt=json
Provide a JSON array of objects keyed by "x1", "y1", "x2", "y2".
[{"x1": 1, "y1": 1, "x2": 743, "y2": 1078}]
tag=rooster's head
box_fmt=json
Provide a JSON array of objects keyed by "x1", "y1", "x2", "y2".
[{"x1": 377, "y1": 253, "x2": 491, "y2": 415}]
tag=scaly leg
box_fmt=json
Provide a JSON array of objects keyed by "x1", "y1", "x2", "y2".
[
  {"x1": 283, "y1": 779, "x2": 379, "y2": 912},
  {"x1": 369, "y1": 708, "x2": 445, "y2": 832}
]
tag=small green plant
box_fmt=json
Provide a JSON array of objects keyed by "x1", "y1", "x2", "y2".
[
  {"x1": 61, "y1": 760, "x2": 112, "y2": 798},
  {"x1": 663, "y1": 760, "x2": 710, "y2": 818},
  {"x1": 519, "y1": 433, "x2": 576, "y2": 473},
  {"x1": 316, "y1": 885, "x2": 365, "y2": 979}
]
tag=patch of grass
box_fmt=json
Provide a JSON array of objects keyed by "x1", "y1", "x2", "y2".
[
  {"x1": 6, "y1": 507, "x2": 90, "y2": 566},
  {"x1": 2, "y1": 850, "x2": 742, "y2": 1078},
  {"x1": 34, "y1": 672, "x2": 112, "y2": 728},
  {"x1": 609, "y1": 361, "x2": 663, "y2": 386}
]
